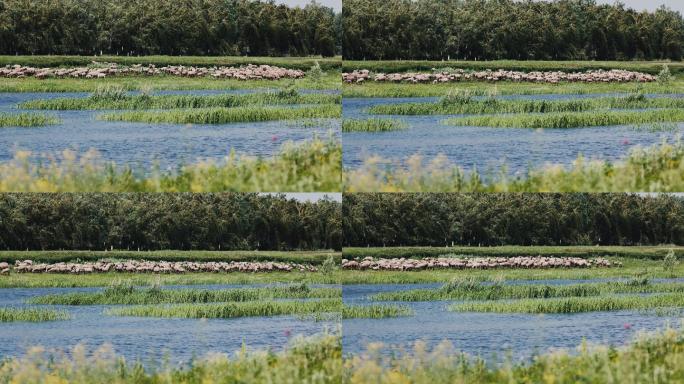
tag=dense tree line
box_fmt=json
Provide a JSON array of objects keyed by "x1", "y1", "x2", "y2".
[
  {"x1": 343, "y1": 0, "x2": 684, "y2": 60},
  {"x1": 0, "y1": 194, "x2": 341, "y2": 251},
  {"x1": 343, "y1": 194, "x2": 684, "y2": 247},
  {"x1": 0, "y1": 0, "x2": 338, "y2": 56}
]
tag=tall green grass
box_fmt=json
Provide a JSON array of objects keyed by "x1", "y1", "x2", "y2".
[
  {"x1": 0, "y1": 332, "x2": 341, "y2": 383},
  {"x1": 343, "y1": 246, "x2": 684, "y2": 260},
  {"x1": 20, "y1": 92, "x2": 341, "y2": 110},
  {"x1": 449, "y1": 293, "x2": 684, "y2": 314},
  {"x1": 99, "y1": 104, "x2": 341, "y2": 124},
  {"x1": 106, "y1": 299, "x2": 342, "y2": 318},
  {"x1": 346, "y1": 326, "x2": 684, "y2": 383},
  {"x1": 444, "y1": 108, "x2": 684, "y2": 128},
  {"x1": 29, "y1": 284, "x2": 341, "y2": 305},
  {"x1": 343, "y1": 79, "x2": 684, "y2": 98},
  {"x1": 0, "y1": 250, "x2": 339, "y2": 265},
  {"x1": 370, "y1": 279, "x2": 684, "y2": 301},
  {"x1": 0, "y1": 113, "x2": 59, "y2": 127},
  {"x1": 342, "y1": 60, "x2": 684, "y2": 74},
  {"x1": 0, "y1": 307, "x2": 70, "y2": 322},
  {"x1": 344, "y1": 138, "x2": 684, "y2": 192},
  {"x1": 342, "y1": 118, "x2": 407, "y2": 132},
  {"x1": 0, "y1": 136, "x2": 341, "y2": 192},
  {"x1": 0, "y1": 55, "x2": 342, "y2": 70},
  {"x1": 342, "y1": 304, "x2": 413, "y2": 318},
  {"x1": 369, "y1": 94, "x2": 684, "y2": 115}
]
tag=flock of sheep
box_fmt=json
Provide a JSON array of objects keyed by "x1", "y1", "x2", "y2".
[
  {"x1": 0, "y1": 63, "x2": 306, "y2": 80},
  {"x1": 343, "y1": 69, "x2": 657, "y2": 84},
  {"x1": 2, "y1": 260, "x2": 317, "y2": 274},
  {"x1": 341, "y1": 256, "x2": 619, "y2": 270}
]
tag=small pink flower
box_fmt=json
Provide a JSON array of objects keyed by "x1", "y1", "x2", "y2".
[
  {"x1": 622, "y1": 139, "x2": 630, "y2": 145},
  {"x1": 623, "y1": 323, "x2": 632, "y2": 329},
  {"x1": 272, "y1": 135, "x2": 278, "y2": 142},
  {"x1": 284, "y1": 329, "x2": 291, "y2": 337}
]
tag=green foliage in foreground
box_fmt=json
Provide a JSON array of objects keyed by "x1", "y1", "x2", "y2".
[
  {"x1": 0, "y1": 307, "x2": 69, "y2": 322},
  {"x1": 0, "y1": 113, "x2": 59, "y2": 127},
  {"x1": 343, "y1": 246, "x2": 684, "y2": 260},
  {"x1": 370, "y1": 279, "x2": 684, "y2": 301},
  {"x1": 449, "y1": 293, "x2": 684, "y2": 314},
  {"x1": 106, "y1": 299, "x2": 343, "y2": 318},
  {"x1": 343, "y1": 78, "x2": 684, "y2": 98},
  {"x1": 98, "y1": 104, "x2": 341, "y2": 124},
  {"x1": 444, "y1": 108, "x2": 684, "y2": 129},
  {"x1": 0, "y1": 251, "x2": 340, "y2": 265},
  {"x1": 345, "y1": 326, "x2": 684, "y2": 383},
  {"x1": 28, "y1": 283, "x2": 341, "y2": 305},
  {"x1": 368, "y1": 94, "x2": 684, "y2": 116},
  {"x1": 0, "y1": 332, "x2": 341, "y2": 384},
  {"x1": 342, "y1": 118, "x2": 407, "y2": 132},
  {"x1": 344, "y1": 139, "x2": 684, "y2": 192},
  {"x1": 0, "y1": 136, "x2": 341, "y2": 192},
  {"x1": 20, "y1": 92, "x2": 341, "y2": 110}
]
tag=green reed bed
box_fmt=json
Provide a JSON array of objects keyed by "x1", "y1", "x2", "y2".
[
  {"x1": 106, "y1": 299, "x2": 343, "y2": 318},
  {"x1": 370, "y1": 279, "x2": 684, "y2": 301},
  {"x1": 444, "y1": 108, "x2": 684, "y2": 129},
  {"x1": 342, "y1": 118, "x2": 407, "y2": 132},
  {"x1": 20, "y1": 92, "x2": 341, "y2": 110},
  {"x1": 0, "y1": 332, "x2": 341, "y2": 383},
  {"x1": 98, "y1": 104, "x2": 341, "y2": 124},
  {"x1": 0, "y1": 112, "x2": 59, "y2": 127},
  {"x1": 449, "y1": 293, "x2": 684, "y2": 314},
  {"x1": 0, "y1": 307, "x2": 70, "y2": 322},
  {"x1": 344, "y1": 138, "x2": 684, "y2": 192},
  {"x1": 342, "y1": 304, "x2": 413, "y2": 319},
  {"x1": 368, "y1": 94, "x2": 684, "y2": 116},
  {"x1": 28, "y1": 284, "x2": 341, "y2": 305}
]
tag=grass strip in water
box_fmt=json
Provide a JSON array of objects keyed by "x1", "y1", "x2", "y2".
[
  {"x1": 0, "y1": 332, "x2": 341, "y2": 383},
  {"x1": 20, "y1": 92, "x2": 341, "y2": 110},
  {"x1": 106, "y1": 299, "x2": 342, "y2": 318},
  {"x1": 29, "y1": 284, "x2": 341, "y2": 305},
  {"x1": 370, "y1": 279, "x2": 684, "y2": 301},
  {"x1": 0, "y1": 136, "x2": 341, "y2": 192},
  {"x1": 444, "y1": 108, "x2": 684, "y2": 128},
  {"x1": 342, "y1": 304, "x2": 413, "y2": 318},
  {"x1": 0, "y1": 113, "x2": 59, "y2": 127},
  {"x1": 448, "y1": 293, "x2": 684, "y2": 314},
  {"x1": 344, "y1": 138, "x2": 684, "y2": 192},
  {"x1": 342, "y1": 118, "x2": 406, "y2": 132},
  {"x1": 0, "y1": 307, "x2": 70, "y2": 322},
  {"x1": 98, "y1": 104, "x2": 341, "y2": 124},
  {"x1": 369, "y1": 95, "x2": 684, "y2": 115}
]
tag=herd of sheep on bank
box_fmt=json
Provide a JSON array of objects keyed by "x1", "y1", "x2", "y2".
[
  {"x1": 0, "y1": 260, "x2": 316, "y2": 274},
  {"x1": 342, "y1": 69, "x2": 657, "y2": 84},
  {"x1": 0, "y1": 63, "x2": 306, "y2": 80},
  {"x1": 341, "y1": 257, "x2": 619, "y2": 270},
  {"x1": 0, "y1": 256, "x2": 621, "y2": 275}
]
